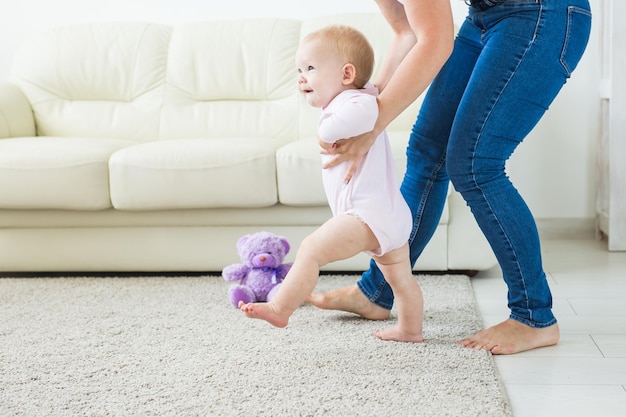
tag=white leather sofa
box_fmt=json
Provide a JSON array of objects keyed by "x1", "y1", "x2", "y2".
[{"x1": 0, "y1": 13, "x2": 496, "y2": 273}]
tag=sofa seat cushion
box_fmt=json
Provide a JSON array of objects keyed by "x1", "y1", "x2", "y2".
[
  {"x1": 276, "y1": 131, "x2": 411, "y2": 206},
  {"x1": 276, "y1": 137, "x2": 325, "y2": 206},
  {"x1": 276, "y1": 131, "x2": 449, "y2": 224},
  {"x1": 109, "y1": 138, "x2": 278, "y2": 210},
  {"x1": 0, "y1": 137, "x2": 134, "y2": 210}
]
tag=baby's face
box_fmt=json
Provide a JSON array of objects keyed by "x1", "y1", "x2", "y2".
[{"x1": 295, "y1": 38, "x2": 347, "y2": 108}]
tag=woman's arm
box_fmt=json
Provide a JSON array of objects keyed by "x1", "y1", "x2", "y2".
[
  {"x1": 324, "y1": 0, "x2": 454, "y2": 181},
  {"x1": 374, "y1": 0, "x2": 454, "y2": 133}
]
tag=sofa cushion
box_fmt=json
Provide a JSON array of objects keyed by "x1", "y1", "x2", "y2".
[
  {"x1": 277, "y1": 131, "x2": 450, "y2": 224},
  {"x1": 11, "y1": 22, "x2": 169, "y2": 140},
  {"x1": 276, "y1": 138, "x2": 325, "y2": 206},
  {"x1": 159, "y1": 19, "x2": 301, "y2": 144},
  {"x1": 0, "y1": 137, "x2": 133, "y2": 210},
  {"x1": 276, "y1": 131, "x2": 411, "y2": 206},
  {"x1": 109, "y1": 138, "x2": 278, "y2": 210}
]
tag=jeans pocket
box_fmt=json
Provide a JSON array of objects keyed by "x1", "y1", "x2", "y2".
[{"x1": 560, "y1": 6, "x2": 592, "y2": 77}]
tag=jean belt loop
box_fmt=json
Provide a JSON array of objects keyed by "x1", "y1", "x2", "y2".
[{"x1": 468, "y1": 0, "x2": 506, "y2": 11}]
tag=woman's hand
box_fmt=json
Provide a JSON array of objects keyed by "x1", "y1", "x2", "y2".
[{"x1": 322, "y1": 129, "x2": 378, "y2": 183}]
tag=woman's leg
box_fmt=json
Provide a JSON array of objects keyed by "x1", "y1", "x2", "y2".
[{"x1": 449, "y1": 0, "x2": 591, "y2": 353}]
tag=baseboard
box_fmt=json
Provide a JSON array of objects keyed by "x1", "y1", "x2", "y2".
[{"x1": 535, "y1": 217, "x2": 596, "y2": 240}]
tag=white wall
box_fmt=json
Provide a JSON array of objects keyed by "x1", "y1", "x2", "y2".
[{"x1": 0, "y1": 0, "x2": 601, "y2": 223}]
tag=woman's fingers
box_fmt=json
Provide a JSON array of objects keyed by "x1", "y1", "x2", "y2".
[
  {"x1": 322, "y1": 152, "x2": 348, "y2": 169},
  {"x1": 343, "y1": 160, "x2": 359, "y2": 183}
]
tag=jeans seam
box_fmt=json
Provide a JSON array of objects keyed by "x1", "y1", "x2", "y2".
[
  {"x1": 510, "y1": 313, "x2": 558, "y2": 328},
  {"x1": 559, "y1": 6, "x2": 592, "y2": 76},
  {"x1": 470, "y1": 1, "x2": 544, "y2": 324},
  {"x1": 357, "y1": 279, "x2": 393, "y2": 310},
  {"x1": 408, "y1": 152, "x2": 447, "y2": 248}
]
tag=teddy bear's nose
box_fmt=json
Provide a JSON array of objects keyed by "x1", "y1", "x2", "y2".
[{"x1": 260, "y1": 256, "x2": 266, "y2": 262}]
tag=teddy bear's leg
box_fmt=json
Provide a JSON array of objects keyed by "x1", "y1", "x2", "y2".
[
  {"x1": 266, "y1": 283, "x2": 282, "y2": 302},
  {"x1": 229, "y1": 285, "x2": 256, "y2": 308}
]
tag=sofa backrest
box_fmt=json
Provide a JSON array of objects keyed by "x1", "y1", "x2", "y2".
[
  {"x1": 11, "y1": 22, "x2": 170, "y2": 140},
  {"x1": 10, "y1": 14, "x2": 422, "y2": 144},
  {"x1": 159, "y1": 19, "x2": 301, "y2": 145}
]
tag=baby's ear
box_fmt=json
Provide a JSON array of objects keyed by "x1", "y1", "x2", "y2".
[{"x1": 341, "y1": 63, "x2": 357, "y2": 85}]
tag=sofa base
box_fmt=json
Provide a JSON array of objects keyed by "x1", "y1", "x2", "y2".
[
  {"x1": 0, "y1": 191, "x2": 498, "y2": 273},
  {"x1": 0, "y1": 225, "x2": 448, "y2": 273}
]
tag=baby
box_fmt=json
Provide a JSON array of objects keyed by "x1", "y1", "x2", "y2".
[{"x1": 239, "y1": 25, "x2": 423, "y2": 343}]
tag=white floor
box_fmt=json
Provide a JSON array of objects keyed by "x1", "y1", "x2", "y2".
[{"x1": 471, "y1": 237, "x2": 626, "y2": 417}]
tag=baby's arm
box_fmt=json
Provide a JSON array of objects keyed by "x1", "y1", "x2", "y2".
[{"x1": 318, "y1": 94, "x2": 378, "y2": 146}]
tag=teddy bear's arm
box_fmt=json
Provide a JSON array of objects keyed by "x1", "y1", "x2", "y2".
[{"x1": 222, "y1": 264, "x2": 249, "y2": 281}]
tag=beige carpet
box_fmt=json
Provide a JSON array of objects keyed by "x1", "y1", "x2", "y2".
[{"x1": 0, "y1": 274, "x2": 512, "y2": 417}]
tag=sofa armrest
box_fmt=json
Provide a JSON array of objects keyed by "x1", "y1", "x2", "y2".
[{"x1": 0, "y1": 82, "x2": 36, "y2": 138}]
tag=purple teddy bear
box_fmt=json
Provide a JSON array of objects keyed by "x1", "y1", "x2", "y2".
[{"x1": 222, "y1": 231, "x2": 293, "y2": 308}]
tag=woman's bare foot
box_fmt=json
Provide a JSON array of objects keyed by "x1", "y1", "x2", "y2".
[
  {"x1": 375, "y1": 326, "x2": 423, "y2": 343},
  {"x1": 238, "y1": 301, "x2": 289, "y2": 328},
  {"x1": 459, "y1": 319, "x2": 560, "y2": 354},
  {"x1": 306, "y1": 284, "x2": 391, "y2": 320}
]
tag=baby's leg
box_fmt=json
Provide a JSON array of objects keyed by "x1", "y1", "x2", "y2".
[
  {"x1": 239, "y1": 300, "x2": 290, "y2": 328},
  {"x1": 239, "y1": 214, "x2": 379, "y2": 327},
  {"x1": 373, "y1": 243, "x2": 424, "y2": 343}
]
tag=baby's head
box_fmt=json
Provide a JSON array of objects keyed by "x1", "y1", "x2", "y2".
[{"x1": 296, "y1": 25, "x2": 374, "y2": 108}]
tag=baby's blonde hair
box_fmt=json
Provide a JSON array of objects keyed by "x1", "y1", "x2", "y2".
[{"x1": 303, "y1": 25, "x2": 374, "y2": 89}]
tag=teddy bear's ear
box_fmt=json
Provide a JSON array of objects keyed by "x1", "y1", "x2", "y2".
[
  {"x1": 236, "y1": 235, "x2": 251, "y2": 252},
  {"x1": 280, "y1": 237, "x2": 290, "y2": 254}
]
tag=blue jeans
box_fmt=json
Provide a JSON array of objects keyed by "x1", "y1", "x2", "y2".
[{"x1": 358, "y1": 0, "x2": 591, "y2": 328}]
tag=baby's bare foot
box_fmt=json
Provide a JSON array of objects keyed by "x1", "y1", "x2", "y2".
[
  {"x1": 238, "y1": 301, "x2": 289, "y2": 328},
  {"x1": 374, "y1": 326, "x2": 423, "y2": 343},
  {"x1": 459, "y1": 319, "x2": 560, "y2": 354},
  {"x1": 306, "y1": 284, "x2": 390, "y2": 320}
]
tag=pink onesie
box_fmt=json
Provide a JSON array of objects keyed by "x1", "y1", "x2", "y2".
[{"x1": 318, "y1": 85, "x2": 412, "y2": 256}]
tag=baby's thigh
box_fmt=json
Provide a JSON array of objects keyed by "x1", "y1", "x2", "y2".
[
  {"x1": 375, "y1": 243, "x2": 410, "y2": 267},
  {"x1": 372, "y1": 244, "x2": 411, "y2": 283},
  {"x1": 303, "y1": 214, "x2": 378, "y2": 263}
]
